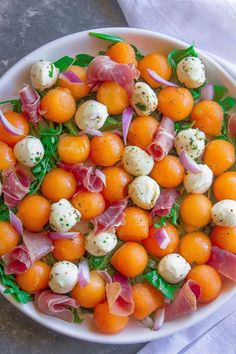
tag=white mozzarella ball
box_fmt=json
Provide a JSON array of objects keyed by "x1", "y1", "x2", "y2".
[
  {"x1": 122, "y1": 146, "x2": 154, "y2": 176},
  {"x1": 184, "y1": 164, "x2": 213, "y2": 194},
  {"x1": 85, "y1": 228, "x2": 117, "y2": 256},
  {"x1": 30, "y1": 60, "x2": 59, "y2": 91},
  {"x1": 175, "y1": 128, "x2": 205, "y2": 159},
  {"x1": 49, "y1": 261, "x2": 79, "y2": 294},
  {"x1": 130, "y1": 82, "x2": 158, "y2": 116},
  {"x1": 176, "y1": 57, "x2": 206, "y2": 89},
  {"x1": 211, "y1": 200, "x2": 236, "y2": 227},
  {"x1": 13, "y1": 136, "x2": 44, "y2": 167},
  {"x1": 128, "y1": 175, "x2": 160, "y2": 210},
  {"x1": 49, "y1": 199, "x2": 81, "y2": 232},
  {"x1": 158, "y1": 253, "x2": 191, "y2": 284},
  {"x1": 75, "y1": 100, "x2": 108, "y2": 130}
]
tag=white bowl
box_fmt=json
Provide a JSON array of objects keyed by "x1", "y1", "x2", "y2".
[{"x1": 0, "y1": 27, "x2": 235, "y2": 344}]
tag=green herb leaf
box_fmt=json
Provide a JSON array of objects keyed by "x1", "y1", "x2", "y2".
[
  {"x1": 213, "y1": 85, "x2": 228, "y2": 102},
  {"x1": 0, "y1": 262, "x2": 32, "y2": 303},
  {"x1": 219, "y1": 96, "x2": 236, "y2": 112},
  {"x1": 189, "y1": 89, "x2": 200, "y2": 100},
  {"x1": 0, "y1": 198, "x2": 11, "y2": 221},
  {"x1": 144, "y1": 270, "x2": 181, "y2": 299},
  {"x1": 89, "y1": 32, "x2": 123, "y2": 43},
  {"x1": 101, "y1": 116, "x2": 122, "y2": 131},
  {"x1": 54, "y1": 56, "x2": 74, "y2": 73},
  {"x1": 154, "y1": 203, "x2": 180, "y2": 228},
  {"x1": 216, "y1": 113, "x2": 233, "y2": 143},
  {"x1": 63, "y1": 120, "x2": 78, "y2": 135},
  {"x1": 72, "y1": 309, "x2": 84, "y2": 324},
  {"x1": 131, "y1": 44, "x2": 144, "y2": 61},
  {"x1": 174, "y1": 120, "x2": 194, "y2": 134},
  {"x1": 88, "y1": 255, "x2": 108, "y2": 270},
  {"x1": 0, "y1": 99, "x2": 22, "y2": 113},
  {"x1": 48, "y1": 63, "x2": 54, "y2": 78},
  {"x1": 73, "y1": 54, "x2": 95, "y2": 67},
  {"x1": 168, "y1": 45, "x2": 198, "y2": 73}
]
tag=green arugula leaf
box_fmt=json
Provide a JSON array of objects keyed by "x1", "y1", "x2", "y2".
[
  {"x1": 101, "y1": 116, "x2": 122, "y2": 131},
  {"x1": 63, "y1": 120, "x2": 78, "y2": 135},
  {"x1": 0, "y1": 99, "x2": 22, "y2": 113},
  {"x1": 154, "y1": 203, "x2": 180, "y2": 228},
  {"x1": 174, "y1": 120, "x2": 194, "y2": 134},
  {"x1": 131, "y1": 44, "x2": 144, "y2": 61},
  {"x1": 219, "y1": 96, "x2": 236, "y2": 112},
  {"x1": 216, "y1": 113, "x2": 233, "y2": 143},
  {"x1": 72, "y1": 309, "x2": 84, "y2": 324},
  {"x1": 144, "y1": 270, "x2": 182, "y2": 299},
  {"x1": 189, "y1": 88, "x2": 200, "y2": 100},
  {"x1": 0, "y1": 262, "x2": 32, "y2": 303},
  {"x1": 0, "y1": 198, "x2": 11, "y2": 221},
  {"x1": 73, "y1": 54, "x2": 94, "y2": 67},
  {"x1": 213, "y1": 85, "x2": 228, "y2": 102},
  {"x1": 89, "y1": 32, "x2": 123, "y2": 43},
  {"x1": 48, "y1": 63, "x2": 54, "y2": 78},
  {"x1": 54, "y1": 56, "x2": 74, "y2": 73},
  {"x1": 88, "y1": 255, "x2": 108, "y2": 270},
  {"x1": 168, "y1": 45, "x2": 198, "y2": 73}
]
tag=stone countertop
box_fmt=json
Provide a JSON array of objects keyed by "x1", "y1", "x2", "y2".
[{"x1": 0, "y1": 0, "x2": 145, "y2": 353}]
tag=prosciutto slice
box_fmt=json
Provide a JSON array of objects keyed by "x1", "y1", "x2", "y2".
[
  {"x1": 152, "y1": 188, "x2": 180, "y2": 217},
  {"x1": 86, "y1": 55, "x2": 140, "y2": 95},
  {"x1": 106, "y1": 273, "x2": 134, "y2": 316},
  {"x1": 35, "y1": 290, "x2": 79, "y2": 322},
  {"x1": 2, "y1": 244, "x2": 31, "y2": 275},
  {"x1": 92, "y1": 199, "x2": 127, "y2": 233},
  {"x1": 147, "y1": 116, "x2": 175, "y2": 161},
  {"x1": 19, "y1": 85, "x2": 41, "y2": 123},
  {"x1": 22, "y1": 230, "x2": 54, "y2": 262},
  {"x1": 165, "y1": 280, "x2": 201, "y2": 321},
  {"x1": 207, "y1": 246, "x2": 236, "y2": 281},
  {"x1": 2, "y1": 166, "x2": 31, "y2": 208},
  {"x1": 58, "y1": 162, "x2": 105, "y2": 193}
]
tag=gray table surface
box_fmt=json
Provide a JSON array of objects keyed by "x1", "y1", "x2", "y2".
[{"x1": 0, "y1": 0, "x2": 146, "y2": 353}]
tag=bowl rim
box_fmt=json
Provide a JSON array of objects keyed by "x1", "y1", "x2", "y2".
[{"x1": 0, "y1": 26, "x2": 235, "y2": 344}]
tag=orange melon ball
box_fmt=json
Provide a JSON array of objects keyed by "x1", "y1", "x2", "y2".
[
  {"x1": 106, "y1": 42, "x2": 137, "y2": 65},
  {"x1": 191, "y1": 100, "x2": 223, "y2": 136},
  {"x1": 157, "y1": 87, "x2": 194, "y2": 121},
  {"x1": 102, "y1": 166, "x2": 132, "y2": 202},
  {"x1": 187, "y1": 265, "x2": 222, "y2": 303},
  {"x1": 127, "y1": 115, "x2": 159, "y2": 150},
  {"x1": 40, "y1": 88, "x2": 76, "y2": 123},
  {"x1": 138, "y1": 53, "x2": 172, "y2": 88},
  {"x1": 52, "y1": 232, "x2": 85, "y2": 261},
  {"x1": 179, "y1": 231, "x2": 212, "y2": 264},
  {"x1": 0, "y1": 221, "x2": 20, "y2": 256},
  {"x1": 57, "y1": 134, "x2": 90, "y2": 164},
  {"x1": 211, "y1": 226, "x2": 236, "y2": 254},
  {"x1": 117, "y1": 207, "x2": 150, "y2": 241},
  {"x1": 16, "y1": 261, "x2": 51, "y2": 293},
  {"x1": 71, "y1": 191, "x2": 105, "y2": 220},
  {"x1": 0, "y1": 141, "x2": 16, "y2": 170},
  {"x1": 0, "y1": 111, "x2": 29, "y2": 146},
  {"x1": 213, "y1": 171, "x2": 236, "y2": 200},
  {"x1": 97, "y1": 81, "x2": 129, "y2": 115},
  {"x1": 180, "y1": 194, "x2": 212, "y2": 228},
  {"x1": 150, "y1": 155, "x2": 184, "y2": 188},
  {"x1": 58, "y1": 65, "x2": 90, "y2": 99},
  {"x1": 203, "y1": 140, "x2": 235, "y2": 176}
]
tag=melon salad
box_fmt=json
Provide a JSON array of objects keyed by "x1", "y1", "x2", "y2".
[{"x1": 0, "y1": 31, "x2": 235, "y2": 335}]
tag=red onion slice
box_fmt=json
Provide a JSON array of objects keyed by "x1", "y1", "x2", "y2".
[
  {"x1": 0, "y1": 110, "x2": 22, "y2": 136},
  {"x1": 153, "y1": 307, "x2": 165, "y2": 330},
  {"x1": 147, "y1": 69, "x2": 178, "y2": 87},
  {"x1": 154, "y1": 228, "x2": 171, "y2": 249},
  {"x1": 79, "y1": 128, "x2": 103, "y2": 136},
  {"x1": 78, "y1": 260, "x2": 90, "y2": 287},
  {"x1": 179, "y1": 150, "x2": 201, "y2": 174},
  {"x1": 48, "y1": 232, "x2": 78, "y2": 240},
  {"x1": 122, "y1": 106, "x2": 133, "y2": 145},
  {"x1": 96, "y1": 270, "x2": 112, "y2": 283},
  {"x1": 228, "y1": 114, "x2": 236, "y2": 138},
  {"x1": 9, "y1": 210, "x2": 23, "y2": 235},
  {"x1": 60, "y1": 70, "x2": 83, "y2": 84},
  {"x1": 200, "y1": 83, "x2": 214, "y2": 101}
]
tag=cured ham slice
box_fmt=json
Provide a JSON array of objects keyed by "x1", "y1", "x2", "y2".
[
  {"x1": 165, "y1": 280, "x2": 201, "y2": 321},
  {"x1": 35, "y1": 290, "x2": 79, "y2": 322},
  {"x1": 147, "y1": 116, "x2": 175, "y2": 161},
  {"x1": 207, "y1": 246, "x2": 236, "y2": 281},
  {"x1": 86, "y1": 55, "x2": 139, "y2": 95},
  {"x1": 152, "y1": 188, "x2": 179, "y2": 217},
  {"x1": 2, "y1": 245, "x2": 31, "y2": 275},
  {"x1": 92, "y1": 199, "x2": 127, "y2": 233},
  {"x1": 22, "y1": 231, "x2": 54, "y2": 262},
  {"x1": 19, "y1": 85, "x2": 41, "y2": 123},
  {"x1": 106, "y1": 273, "x2": 134, "y2": 316}
]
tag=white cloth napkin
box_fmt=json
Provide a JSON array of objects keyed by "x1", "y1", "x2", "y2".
[
  {"x1": 117, "y1": 1, "x2": 236, "y2": 352},
  {"x1": 118, "y1": 0, "x2": 236, "y2": 78}
]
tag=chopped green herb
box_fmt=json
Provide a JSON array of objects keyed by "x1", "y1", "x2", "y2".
[
  {"x1": 0, "y1": 261, "x2": 32, "y2": 303},
  {"x1": 219, "y1": 96, "x2": 236, "y2": 112},
  {"x1": 73, "y1": 54, "x2": 94, "y2": 67},
  {"x1": 154, "y1": 203, "x2": 180, "y2": 228},
  {"x1": 135, "y1": 102, "x2": 147, "y2": 111},
  {"x1": 168, "y1": 45, "x2": 198, "y2": 73},
  {"x1": 174, "y1": 120, "x2": 194, "y2": 134},
  {"x1": 53, "y1": 56, "x2": 74, "y2": 73},
  {"x1": 144, "y1": 270, "x2": 181, "y2": 299},
  {"x1": 89, "y1": 32, "x2": 123, "y2": 43},
  {"x1": 48, "y1": 63, "x2": 54, "y2": 78},
  {"x1": 213, "y1": 85, "x2": 228, "y2": 102}
]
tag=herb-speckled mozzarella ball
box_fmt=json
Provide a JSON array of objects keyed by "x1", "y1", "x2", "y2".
[
  {"x1": 128, "y1": 175, "x2": 160, "y2": 209},
  {"x1": 158, "y1": 253, "x2": 191, "y2": 284},
  {"x1": 184, "y1": 164, "x2": 213, "y2": 194},
  {"x1": 176, "y1": 57, "x2": 206, "y2": 88},
  {"x1": 49, "y1": 261, "x2": 79, "y2": 294},
  {"x1": 211, "y1": 200, "x2": 236, "y2": 227},
  {"x1": 122, "y1": 146, "x2": 154, "y2": 176},
  {"x1": 49, "y1": 199, "x2": 81, "y2": 232},
  {"x1": 130, "y1": 82, "x2": 158, "y2": 116},
  {"x1": 85, "y1": 228, "x2": 117, "y2": 256},
  {"x1": 13, "y1": 136, "x2": 44, "y2": 167},
  {"x1": 175, "y1": 128, "x2": 205, "y2": 159},
  {"x1": 75, "y1": 100, "x2": 108, "y2": 130},
  {"x1": 30, "y1": 60, "x2": 59, "y2": 91}
]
